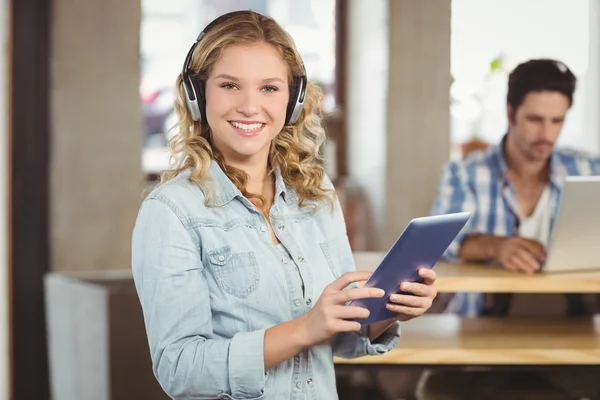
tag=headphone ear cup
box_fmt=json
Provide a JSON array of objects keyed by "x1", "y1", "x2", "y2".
[
  {"x1": 286, "y1": 75, "x2": 306, "y2": 125},
  {"x1": 285, "y1": 75, "x2": 306, "y2": 125},
  {"x1": 194, "y1": 79, "x2": 207, "y2": 124},
  {"x1": 285, "y1": 78, "x2": 299, "y2": 125},
  {"x1": 183, "y1": 76, "x2": 201, "y2": 122}
]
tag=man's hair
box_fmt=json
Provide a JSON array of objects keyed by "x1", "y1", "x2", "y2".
[{"x1": 507, "y1": 59, "x2": 577, "y2": 110}]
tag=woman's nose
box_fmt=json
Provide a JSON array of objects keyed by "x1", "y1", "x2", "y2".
[{"x1": 236, "y1": 90, "x2": 259, "y2": 117}]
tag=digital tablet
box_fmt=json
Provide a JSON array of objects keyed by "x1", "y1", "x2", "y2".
[{"x1": 347, "y1": 212, "x2": 470, "y2": 324}]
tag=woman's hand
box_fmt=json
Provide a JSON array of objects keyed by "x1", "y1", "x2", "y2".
[
  {"x1": 297, "y1": 271, "x2": 385, "y2": 347},
  {"x1": 386, "y1": 268, "x2": 437, "y2": 322}
]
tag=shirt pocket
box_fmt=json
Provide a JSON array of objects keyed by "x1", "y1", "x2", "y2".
[
  {"x1": 319, "y1": 237, "x2": 345, "y2": 279},
  {"x1": 207, "y1": 245, "x2": 260, "y2": 299}
]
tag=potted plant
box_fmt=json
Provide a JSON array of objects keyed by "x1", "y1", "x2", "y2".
[{"x1": 456, "y1": 54, "x2": 507, "y2": 157}]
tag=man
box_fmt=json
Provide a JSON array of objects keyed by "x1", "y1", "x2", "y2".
[{"x1": 418, "y1": 59, "x2": 600, "y2": 399}]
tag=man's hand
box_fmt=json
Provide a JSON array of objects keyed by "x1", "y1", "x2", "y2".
[{"x1": 495, "y1": 237, "x2": 546, "y2": 274}]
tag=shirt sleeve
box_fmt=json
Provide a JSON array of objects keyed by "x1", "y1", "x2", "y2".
[
  {"x1": 430, "y1": 161, "x2": 478, "y2": 260},
  {"x1": 331, "y1": 321, "x2": 401, "y2": 359},
  {"x1": 131, "y1": 197, "x2": 267, "y2": 400},
  {"x1": 323, "y1": 175, "x2": 401, "y2": 358}
]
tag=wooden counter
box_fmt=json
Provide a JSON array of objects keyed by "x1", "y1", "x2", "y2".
[
  {"x1": 353, "y1": 252, "x2": 600, "y2": 294},
  {"x1": 334, "y1": 315, "x2": 600, "y2": 365}
]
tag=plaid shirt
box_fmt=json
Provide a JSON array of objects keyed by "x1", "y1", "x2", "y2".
[{"x1": 431, "y1": 137, "x2": 600, "y2": 316}]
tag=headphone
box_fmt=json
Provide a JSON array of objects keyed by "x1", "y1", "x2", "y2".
[{"x1": 181, "y1": 10, "x2": 308, "y2": 126}]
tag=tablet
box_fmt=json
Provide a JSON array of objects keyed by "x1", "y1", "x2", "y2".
[{"x1": 347, "y1": 212, "x2": 470, "y2": 324}]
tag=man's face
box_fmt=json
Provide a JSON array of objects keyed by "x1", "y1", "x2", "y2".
[{"x1": 507, "y1": 91, "x2": 570, "y2": 162}]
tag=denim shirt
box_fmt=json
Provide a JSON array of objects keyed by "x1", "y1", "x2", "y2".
[{"x1": 131, "y1": 161, "x2": 400, "y2": 400}]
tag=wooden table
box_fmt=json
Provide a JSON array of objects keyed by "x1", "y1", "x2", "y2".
[
  {"x1": 335, "y1": 315, "x2": 600, "y2": 366},
  {"x1": 353, "y1": 251, "x2": 600, "y2": 293},
  {"x1": 340, "y1": 252, "x2": 600, "y2": 367}
]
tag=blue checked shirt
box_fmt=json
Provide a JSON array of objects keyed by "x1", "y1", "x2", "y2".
[{"x1": 431, "y1": 137, "x2": 600, "y2": 316}]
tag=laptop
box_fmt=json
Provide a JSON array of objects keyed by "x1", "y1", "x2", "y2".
[{"x1": 543, "y1": 175, "x2": 600, "y2": 272}]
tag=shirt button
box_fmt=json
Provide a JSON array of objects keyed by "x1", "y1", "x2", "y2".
[
  {"x1": 295, "y1": 381, "x2": 303, "y2": 389},
  {"x1": 278, "y1": 224, "x2": 285, "y2": 230},
  {"x1": 282, "y1": 258, "x2": 289, "y2": 264},
  {"x1": 307, "y1": 378, "x2": 313, "y2": 386},
  {"x1": 260, "y1": 226, "x2": 267, "y2": 232},
  {"x1": 294, "y1": 299, "x2": 302, "y2": 307},
  {"x1": 306, "y1": 298, "x2": 312, "y2": 306},
  {"x1": 218, "y1": 255, "x2": 225, "y2": 262},
  {"x1": 297, "y1": 255, "x2": 304, "y2": 262}
]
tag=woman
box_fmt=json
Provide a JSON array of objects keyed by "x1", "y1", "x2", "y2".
[{"x1": 132, "y1": 10, "x2": 437, "y2": 400}]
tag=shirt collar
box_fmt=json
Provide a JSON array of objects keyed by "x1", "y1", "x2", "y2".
[{"x1": 206, "y1": 160, "x2": 295, "y2": 206}]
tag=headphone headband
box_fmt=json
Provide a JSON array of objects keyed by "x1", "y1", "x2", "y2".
[{"x1": 180, "y1": 10, "x2": 307, "y2": 125}]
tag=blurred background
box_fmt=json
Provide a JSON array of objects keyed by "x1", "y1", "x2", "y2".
[{"x1": 1, "y1": 0, "x2": 599, "y2": 399}]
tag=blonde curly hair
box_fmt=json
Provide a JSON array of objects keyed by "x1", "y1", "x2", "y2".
[{"x1": 161, "y1": 11, "x2": 333, "y2": 213}]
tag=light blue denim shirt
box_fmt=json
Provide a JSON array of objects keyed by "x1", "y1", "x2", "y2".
[{"x1": 132, "y1": 161, "x2": 400, "y2": 400}]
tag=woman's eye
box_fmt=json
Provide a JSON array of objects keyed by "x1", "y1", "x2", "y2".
[
  {"x1": 262, "y1": 85, "x2": 278, "y2": 93},
  {"x1": 221, "y1": 83, "x2": 238, "y2": 90}
]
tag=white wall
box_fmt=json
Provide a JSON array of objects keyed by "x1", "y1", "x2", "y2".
[
  {"x1": 585, "y1": 0, "x2": 600, "y2": 154},
  {"x1": 346, "y1": 0, "x2": 389, "y2": 248},
  {"x1": 0, "y1": 0, "x2": 9, "y2": 396}
]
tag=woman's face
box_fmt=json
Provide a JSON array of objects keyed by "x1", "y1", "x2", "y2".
[{"x1": 204, "y1": 42, "x2": 290, "y2": 166}]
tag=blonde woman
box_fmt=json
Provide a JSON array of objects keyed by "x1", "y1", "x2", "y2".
[{"x1": 132, "y1": 10, "x2": 437, "y2": 400}]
